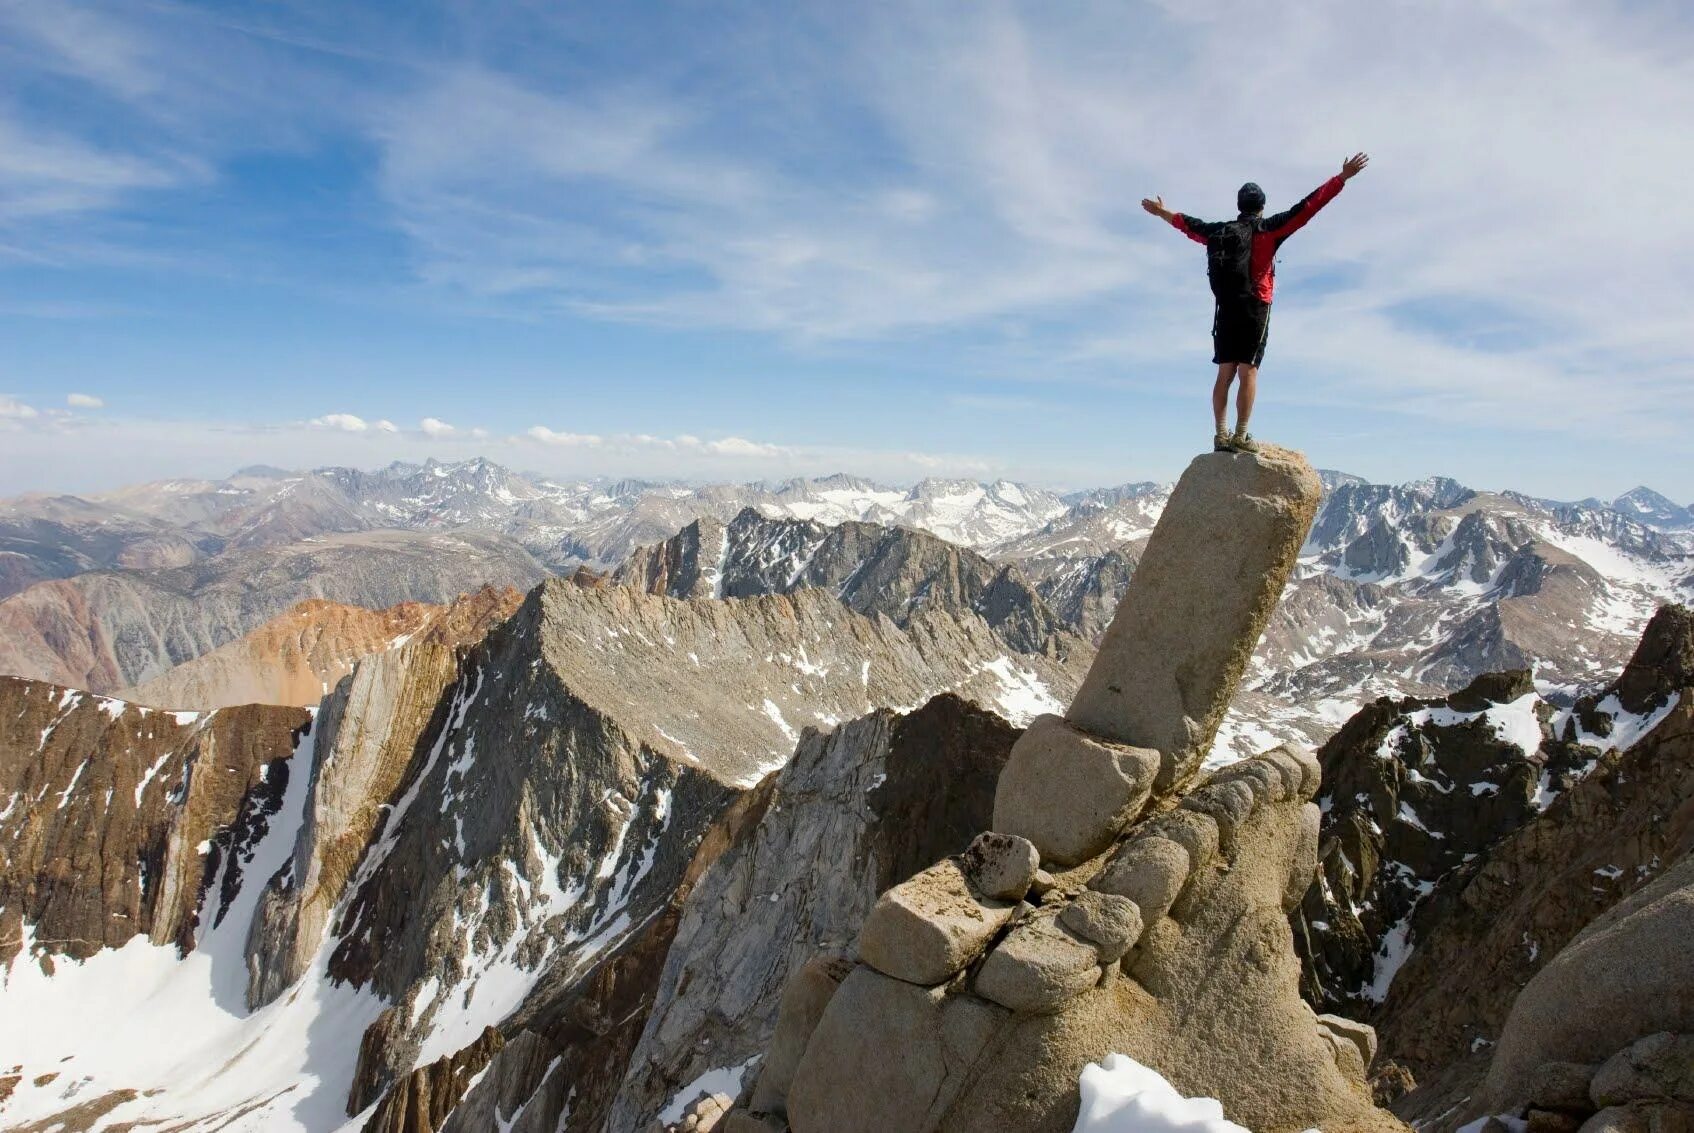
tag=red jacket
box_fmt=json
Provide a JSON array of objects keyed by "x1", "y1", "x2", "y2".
[{"x1": 1167, "y1": 175, "x2": 1345, "y2": 303}]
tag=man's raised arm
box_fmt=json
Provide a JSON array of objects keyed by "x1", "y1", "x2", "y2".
[
  {"x1": 1143, "y1": 195, "x2": 1215, "y2": 245},
  {"x1": 1263, "y1": 152, "x2": 1369, "y2": 240}
]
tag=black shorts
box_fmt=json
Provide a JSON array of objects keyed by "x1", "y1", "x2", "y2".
[{"x1": 1212, "y1": 299, "x2": 1270, "y2": 366}]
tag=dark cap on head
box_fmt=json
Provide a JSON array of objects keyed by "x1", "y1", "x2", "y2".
[{"x1": 1237, "y1": 182, "x2": 1266, "y2": 214}]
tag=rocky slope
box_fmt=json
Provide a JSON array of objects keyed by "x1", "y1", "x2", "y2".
[
  {"x1": 0, "y1": 493, "x2": 219, "y2": 600},
  {"x1": 1294, "y1": 607, "x2": 1691, "y2": 1033},
  {"x1": 0, "y1": 531, "x2": 548, "y2": 693},
  {"x1": 613, "y1": 508, "x2": 1077, "y2": 658},
  {"x1": 121, "y1": 587, "x2": 523, "y2": 711},
  {"x1": 1283, "y1": 605, "x2": 1694, "y2": 1131}
]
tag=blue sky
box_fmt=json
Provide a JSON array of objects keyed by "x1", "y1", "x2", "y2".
[{"x1": 1, "y1": 0, "x2": 1691, "y2": 501}]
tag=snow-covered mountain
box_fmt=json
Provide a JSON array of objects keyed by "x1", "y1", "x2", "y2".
[{"x1": 1610, "y1": 485, "x2": 1694, "y2": 531}]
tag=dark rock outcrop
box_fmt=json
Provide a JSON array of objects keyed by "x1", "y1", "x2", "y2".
[{"x1": 0, "y1": 677, "x2": 308, "y2": 964}]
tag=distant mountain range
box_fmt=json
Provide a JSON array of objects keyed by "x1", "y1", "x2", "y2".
[{"x1": 0, "y1": 457, "x2": 1689, "y2": 767}]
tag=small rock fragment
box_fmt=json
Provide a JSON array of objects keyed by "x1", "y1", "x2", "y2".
[{"x1": 960, "y1": 831, "x2": 1040, "y2": 901}]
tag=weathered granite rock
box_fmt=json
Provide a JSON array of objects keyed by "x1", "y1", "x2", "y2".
[
  {"x1": 785, "y1": 967, "x2": 1008, "y2": 1133},
  {"x1": 858, "y1": 858, "x2": 1017, "y2": 985},
  {"x1": 1317, "y1": 1014, "x2": 1381, "y2": 1072},
  {"x1": 779, "y1": 748, "x2": 1402, "y2": 1133},
  {"x1": 1065, "y1": 447, "x2": 1323, "y2": 793},
  {"x1": 993, "y1": 713, "x2": 1160, "y2": 866},
  {"x1": 976, "y1": 907, "x2": 1104, "y2": 1013},
  {"x1": 1058, "y1": 891, "x2": 1144, "y2": 964},
  {"x1": 748, "y1": 955, "x2": 855, "y2": 1116},
  {"x1": 1137, "y1": 809, "x2": 1221, "y2": 875},
  {"x1": 1579, "y1": 1103, "x2": 1694, "y2": 1133},
  {"x1": 1592, "y1": 1034, "x2": 1694, "y2": 1107},
  {"x1": 960, "y1": 831, "x2": 1040, "y2": 901},
  {"x1": 1523, "y1": 1061, "x2": 1601, "y2": 1114},
  {"x1": 1477, "y1": 852, "x2": 1694, "y2": 1116},
  {"x1": 1091, "y1": 835, "x2": 1191, "y2": 924}
]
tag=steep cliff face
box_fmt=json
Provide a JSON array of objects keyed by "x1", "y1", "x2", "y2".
[
  {"x1": 607, "y1": 694, "x2": 1019, "y2": 1131},
  {"x1": 0, "y1": 676, "x2": 309, "y2": 964},
  {"x1": 122, "y1": 587, "x2": 522, "y2": 711},
  {"x1": 614, "y1": 508, "x2": 1077, "y2": 659},
  {"x1": 244, "y1": 630, "x2": 474, "y2": 1006}
]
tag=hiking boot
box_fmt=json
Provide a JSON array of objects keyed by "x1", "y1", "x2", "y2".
[
  {"x1": 1212, "y1": 429, "x2": 1232, "y2": 452},
  {"x1": 1230, "y1": 428, "x2": 1259, "y2": 454}
]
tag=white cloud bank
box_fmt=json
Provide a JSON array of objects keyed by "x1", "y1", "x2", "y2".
[
  {"x1": 66, "y1": 392, "x2": 104, "y2": 408},
  {"x1": 0, "y1": 409, "x2": 991, "y2": 496},
  {"x1": 0, "y1": 395, "x2": 40, "y2": 421}
]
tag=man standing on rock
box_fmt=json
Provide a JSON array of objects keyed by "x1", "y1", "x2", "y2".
[{"x1": 1142, "y1": 152, "x2": 1368, "y2": 454}]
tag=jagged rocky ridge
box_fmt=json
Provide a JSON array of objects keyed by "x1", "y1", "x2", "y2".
[
  {"x1": 613, "y1": 508, "x2": 1078, "y2": 658},
  {"x1": 0, "y1": 572, "x2": 1084, "y2": 1131}
]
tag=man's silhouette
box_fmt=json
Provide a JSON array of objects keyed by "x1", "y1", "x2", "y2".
[{"x1": 1143, "y1": 152, "x2": 1368, "y2": 453}]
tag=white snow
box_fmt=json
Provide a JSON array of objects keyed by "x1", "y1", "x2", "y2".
[
  {"x1": 1554, "y1": 692, "x2": 1680, "y2": 754},
  {"x1": 762, "y1": 698, "x2": 799, "y2": 744},
  {"x1": 1362, "y1": 914, "x2": 1414, "y2": 1004},
  {"x1": 1483, "y1": 694, "x2": 1545, "y2": 756},
  {"x1": 983, "y1": 655, "x2": 1063, "y2": 724},
  {"x1": 1071, "y1": 1053, "x2": 1249, "y2": 1133},
  {"x1": 657, "y1": 1055, "x2": 762, "y2": 1125}
]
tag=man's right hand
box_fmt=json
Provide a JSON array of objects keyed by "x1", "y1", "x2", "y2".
[
  {"x1": 1341, "y1": 152, "x2": 1369, "y2": 180},
  {"x1": 1141, "y1": 196, "x2": 1171, "y2": 220}
]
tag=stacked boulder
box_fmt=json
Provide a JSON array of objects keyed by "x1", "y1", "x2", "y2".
[{"x1": 720, "y1": 447, "x2": 1408, "y2": 1133}]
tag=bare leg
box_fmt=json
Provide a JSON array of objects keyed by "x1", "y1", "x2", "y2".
[
  {"x1": 1234, "y1": 364, "x2": 1258, "y2": 433},
  {"x1": 1212, "y1": 364, "x2": 1237, "y2": 433}
]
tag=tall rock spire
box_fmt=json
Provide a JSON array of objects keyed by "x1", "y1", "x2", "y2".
[{"x1": 723, "y1": 445, "x2": 1407, "y2": 1133}]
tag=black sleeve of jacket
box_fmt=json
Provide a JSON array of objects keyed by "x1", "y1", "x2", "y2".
[{"x1": 1176, "y1": 214, "x2": 1224, "y2": 239}]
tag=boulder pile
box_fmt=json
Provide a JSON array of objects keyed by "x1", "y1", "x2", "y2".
[{"x1": 710, "y1": 446, "x2": 1408, "y2": 1133}]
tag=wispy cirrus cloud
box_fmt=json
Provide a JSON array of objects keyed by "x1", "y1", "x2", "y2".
[{"x1": 1, "y1": 1, "x2": 1691, "y2": 498}]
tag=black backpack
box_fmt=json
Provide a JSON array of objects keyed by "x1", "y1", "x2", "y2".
[{"x1": 1206, "y1": 219, "x2": 1258, "y2": 302}]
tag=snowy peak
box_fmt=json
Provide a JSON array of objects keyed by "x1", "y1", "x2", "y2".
[{"x1": 1613, "y1": 485, "x2": 1694, "y2": 531}]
